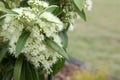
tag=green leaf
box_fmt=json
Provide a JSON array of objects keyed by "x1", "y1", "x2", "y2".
[
  {"x1": 0, "y1": 1, "x2": 10, "y2": 9},
  {"x1": 37, "y1": 72, "x2": 44, "y2": 80},
  {"x1": 73, "y1": 0, "x2": 85, "y2": 11},
  {"x1": 25, "y1": 62, "x2": 33, "y2": 80},
  {"x1": 46, "y1": 5, "x2": 58, "y2": 12},
  {"x1": 0, "y1": 1, "x2": 5, "y2": 8},
  {"x1": 2, "y1": 69, "x2": 13, "y2": 80},
  {"x1": 20, "y1": 60, "x2": 25, "y2": 80},
  {"x1": 0, "y1": 15, "x2": 5, "y2": 27},
  {"x1": 40, "y1": 5, "x2": 58, "y2": 15},
  {"x1": 13, "y1": 55, "x2": 24, "y2": 80},
  {"x1": 21, "y1": 60, "x2": 44, "y2": 80},
  {"x1": 44, "y1": 5, "x2": 63, "y2": 16},
  {"x1": 52, "y1": 7, "x2": 63, "y2": 16},
  {"x1": 0, "y1": 8, "x2": 18, "y2": 14},
  {"x1": 45, "y1": 38, "x2": 69, "y2": 60},
  {"x1": 52, "y1": 59, "x2": 65, "y2": 75},
  {"x1": 59, "y1": 30, "x2": 68, "y2": 49},
  {"x1": 0, "y1": 41, "x2": 9, "y2": 63},
  {"x1": 16, "y1": 30, "x2": 30, "y2": 57},
  {"x1": 28, "y1": 63, "x2": 44, "y2": 80},
  {"x1": 73, "y1": 1, "x2": 87, "y2": 21}
]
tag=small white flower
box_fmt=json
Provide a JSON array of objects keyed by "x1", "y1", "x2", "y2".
[
  {"x1": 85, "y1": 0, "x2": 93, "y2": 11},
  {"x1": 28, "y1": 0, "x2": 49, "y2": 8},
  {"x1": 68, "y1": 23, "x2": 74, "y2": 31},
  {"x1": 39, "y1": 1, "x2": 49, "y2": 8}
]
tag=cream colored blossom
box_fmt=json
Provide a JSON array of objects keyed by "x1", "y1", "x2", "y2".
[
  {"x1": 28, "y1": 0, "x2": 49, "y2": 8},
  {"x1": 85, "y1": 0, "x2": 93, "y2": 11},
  {"x1": 0, "y1": 0, "x2": 63, "y2": 72}
]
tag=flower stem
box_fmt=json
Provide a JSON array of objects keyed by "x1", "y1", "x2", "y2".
[{"x1": 48, "y1": 74, "x2": 52, "y2": 80}]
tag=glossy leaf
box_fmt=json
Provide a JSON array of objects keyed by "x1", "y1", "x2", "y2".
[
  {"x1": 0, "y1": 0, "x2": 10, "y2": 9},
  {"x1": 52, "y1": 7, "x2": 63, "y2": 16},
  {"x1": 46, "y1": 5, "x2": 58, "y2": 12},
  {"x1": 25, "y1": 62, "x2": 33, "y2": 80},
  {"x1": 20, "y1": 59, "x2": 25, "y2": 80},
  {"x1": 0, "y1": 8, "x2": 18, "y2": 14},
  {"x1": 0, "y1": 41, "x2": 9, "y2": 63},
  {"x1": 28, "y1": 63, "x2": 44, "y2": 80},
  {"x1": 45, "y1": 38, "x2": 69, "y2": 60},
  {"x1": 16, "y1": 30, "x2": 30, "y2": 57},
  {"x1": 40, "y1": 5, "x2": 58, "y2": 15},
  {"x1": 52, "y1": 59, "x2": 65, "y2": 75},
  {"x1": 21, "y1": 60, "x2": 44, "y2": 80},
  {"x1": 2, "y1": 69, "x2": 13, "y2": 80},
  {"x1": 13, "y1": 55, "x2": 24, "y2": 80},
  {"x1": 0, "y1": 15, "x2": 5, "y2": 27},
  {"x1": 73, "y1": 1, "x2": 86, "y2": 21},
  {"x1": 73, "y1": 0, "x2": 84, "y2": 11},
  {"x1": 59, "y1": 30, "x2": 68, "y2": 49}
]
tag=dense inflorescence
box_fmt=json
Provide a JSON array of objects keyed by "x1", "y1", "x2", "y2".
[
  {"x1": 0, "y1": 0, "x2": 93, "y2": 72},
  {"x1": 0, "y1": 0, "x2": 63, "y2": 72}
]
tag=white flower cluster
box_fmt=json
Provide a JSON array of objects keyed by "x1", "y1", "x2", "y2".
[
  {"x1": 28, "y1": 0, "x2": 49, "y2": 8},
  {"x1": 0, "y1": 0, "x2": 63, "y2": 72},
  {"x1": 60, "y1": 0, "x2": 78, "y2": 31},
  {"x1": 85, "y1": 0, "x2": 93, "y2": 11},
  {"x1": 60, "y1": 0, "x2": 93, "y2": 31}
]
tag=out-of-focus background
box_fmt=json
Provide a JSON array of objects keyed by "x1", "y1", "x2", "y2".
[{"x1": 67, "y1": 0, "x2": 120, "y2": 79}]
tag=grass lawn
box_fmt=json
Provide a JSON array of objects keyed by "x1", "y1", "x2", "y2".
[{"x1": 67, "y1": 0, "x2": 120, "y2": 79}]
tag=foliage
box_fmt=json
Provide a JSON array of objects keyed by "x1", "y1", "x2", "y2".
[{"x1": 0, "y1": 0, "x2": 92, "y2": 80}]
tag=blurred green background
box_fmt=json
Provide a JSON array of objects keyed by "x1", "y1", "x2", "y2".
[{"x1": 67, "y1": 0, "x2": 120, "y2": 79}]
